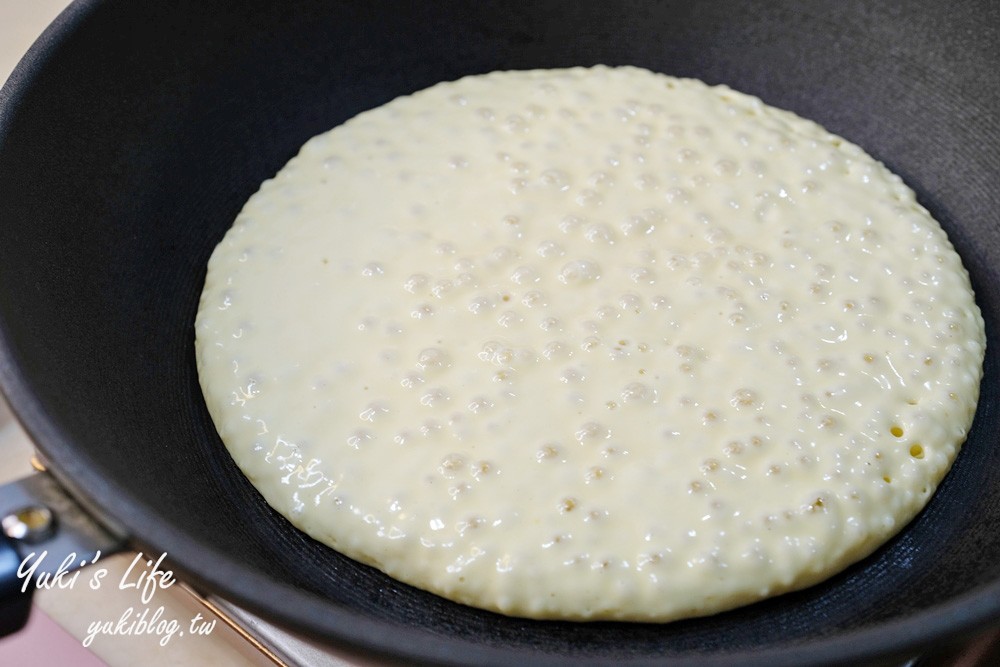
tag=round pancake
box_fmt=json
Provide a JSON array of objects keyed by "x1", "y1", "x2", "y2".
[{"x1": 195, "y1": 66, "x2": 985, "y2": 621}]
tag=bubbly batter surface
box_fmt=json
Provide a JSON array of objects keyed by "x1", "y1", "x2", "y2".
[{"x1": 196, "y1": 66, "x2": 985, "y2": 621}]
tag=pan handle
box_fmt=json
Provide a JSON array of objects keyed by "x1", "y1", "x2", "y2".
[
  {"x1": 0, "y1": 532, "x2": 32, "y2": 634},
  {"x1": 0, "y1": 472, "x2": 126, "y2": 637}
]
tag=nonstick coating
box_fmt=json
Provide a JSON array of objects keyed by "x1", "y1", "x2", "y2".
[{"x1": 1, "y1": 1, "x2": 999, "y2": 665}]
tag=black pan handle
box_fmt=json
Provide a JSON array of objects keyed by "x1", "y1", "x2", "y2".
[
  {"x1": 0, "y1": 531, "x2": 32, "y2": 634},
  {"x1": 0, "y1": 472, "x2": 126, "y2": 637}
]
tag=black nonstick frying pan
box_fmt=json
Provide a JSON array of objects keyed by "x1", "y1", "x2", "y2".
[{"x1": 1, "y1": 1, "x2": 998, "y2": 664}]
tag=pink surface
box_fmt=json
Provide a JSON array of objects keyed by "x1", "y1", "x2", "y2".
[{"x1": 0, "y1": 606, "x2": 106, "y2": 667}]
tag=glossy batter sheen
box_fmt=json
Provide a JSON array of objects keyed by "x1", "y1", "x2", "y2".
[{"x1": 195, "y1": 66, "x2": 985, "y2": 621}]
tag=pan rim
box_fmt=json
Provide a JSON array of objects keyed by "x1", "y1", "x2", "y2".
[{"x1": 1, "y1": 1, "x2": 999, "y2": 664}]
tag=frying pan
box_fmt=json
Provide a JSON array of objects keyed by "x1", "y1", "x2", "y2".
[{"x1": 0, "y1": 0, "x2": 998, "y2": 664}]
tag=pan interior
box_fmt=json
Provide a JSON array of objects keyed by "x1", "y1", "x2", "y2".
[{"x1": 0, "y1": 1, "x2": 998, "y2": 663}]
